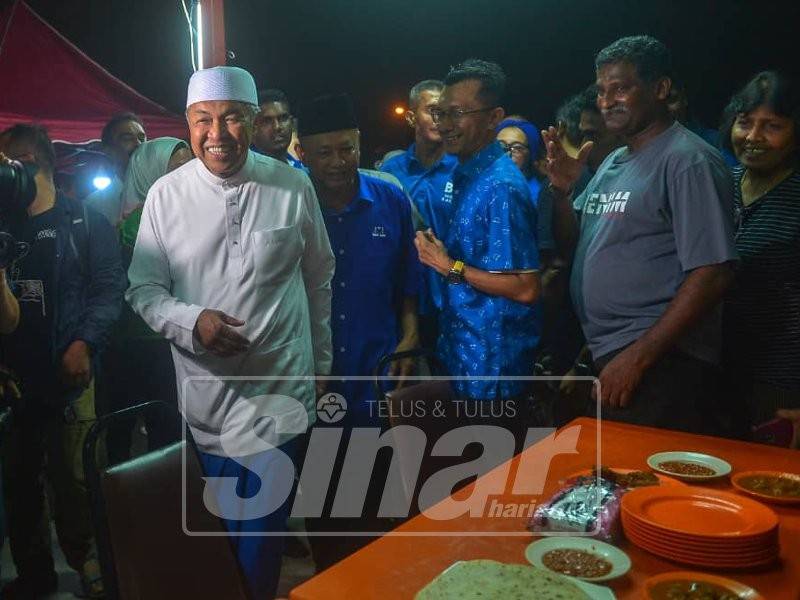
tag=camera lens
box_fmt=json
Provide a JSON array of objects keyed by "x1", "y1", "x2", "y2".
[{"x1": 0, "y1": 160, "x2": 37, "y2": 214}]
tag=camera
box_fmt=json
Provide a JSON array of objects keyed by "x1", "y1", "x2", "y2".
[
  {"x1": 0, "y1": 158, "x2": 37, "y2": 212},
  {"x1": 0, "y1": 159, "x2": 36, "y2": 269}
]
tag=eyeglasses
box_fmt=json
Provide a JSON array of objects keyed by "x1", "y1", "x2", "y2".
[
  {"x1": 430, "y1": 106, "x2": 496, "y2": 125},
  {"x1": 498, "y1": 141, "x2": 529, "y2": 155}
]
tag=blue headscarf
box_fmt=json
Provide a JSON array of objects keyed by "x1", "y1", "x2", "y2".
[{"x1": 495, "y1": 118, "x2": 542, "y2": 159}]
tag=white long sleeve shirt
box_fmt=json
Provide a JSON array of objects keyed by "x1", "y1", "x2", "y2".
[{"x1": 126, "y1": 152, "x2": 334, "y2": 455}]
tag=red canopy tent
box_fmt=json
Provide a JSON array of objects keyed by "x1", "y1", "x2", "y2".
[{"x1": 0, "y1": 0, "x2": 187, "y2": 142}]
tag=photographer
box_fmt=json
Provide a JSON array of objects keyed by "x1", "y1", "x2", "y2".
[
  {"x1": 0, "y1": 124, "x2": 126, "y2": 599},
  {"x1": 0, "y1": 154, "x2": 21, "y2": 335},
  {"x1": 0, "y1": 267, "x2": 18, "y2": 334},
  {"x1": 0, "y1": 185, "x2": 20, "y2": 592}
]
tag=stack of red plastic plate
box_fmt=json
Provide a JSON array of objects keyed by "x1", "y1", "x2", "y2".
[{"x1": 621, "y1": 486, "x2": 780, "y2": 568}]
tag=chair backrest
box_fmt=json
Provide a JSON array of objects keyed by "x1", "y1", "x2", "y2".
[
  {"x1": 101, "y1": 440, "x2": 250, "y2": 600},
  {"x1": 84, "y1": 402, "x2": 250, "y2": 600}
]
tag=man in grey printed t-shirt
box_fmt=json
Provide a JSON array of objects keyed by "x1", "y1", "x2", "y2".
[{"x1": 542, "y1": 35, "x2": 738, "y2": 433}]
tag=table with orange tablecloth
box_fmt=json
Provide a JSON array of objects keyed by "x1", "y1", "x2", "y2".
[{"x1": 290, "y1": 417, "x2": 800, "y2": 599}]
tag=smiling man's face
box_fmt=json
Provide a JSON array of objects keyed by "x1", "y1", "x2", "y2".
[
  {"x1": 187, "y1": 100, "x2": 253, "y2": 178},
  {"x1": 436, "y1": 79, "x2": 502, "y2": 163},
  {"x1": 596, "y1": 61, "x2": 663, "y2": 140}
]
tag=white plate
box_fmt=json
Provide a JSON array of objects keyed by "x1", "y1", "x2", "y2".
[
  {"x1": 647, "y1": 451, "x2": 732, "y2": 481},
  {"x1": 525, "y1": 536, "x2": 631, "y2": 582},
  {"x1": 572, "y1": 578, "x2": 616, "y2": 600}
]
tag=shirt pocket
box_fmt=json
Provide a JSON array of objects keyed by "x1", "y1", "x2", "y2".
[
  {"x1": 251, "y1": 225, "x2": 303, "y2": 286},
  {"x1": 353, "y1": 239, "x2": 397, "y2": 291}
]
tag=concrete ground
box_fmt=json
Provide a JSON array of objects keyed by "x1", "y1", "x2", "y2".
[{"x1": 0, "y1": 522, "x2": 316, "y2": 598}]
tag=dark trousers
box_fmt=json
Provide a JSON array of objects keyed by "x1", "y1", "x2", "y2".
[
  {"x1": 302, "y1": 427, "x2": 397, "y2": 572},
  {"x1": 460, "y1": 393, "x2": 536, "y2": 456},
  {"x1": 1, "y1": 385, "x2": 98, "y2": 581},
  {"x1": 418, "y1": 312, "x2": 439, "y2": 354},
  {"x1": 721, "y1": 377, "x2": 800, "y2": 440},
  {"x1": 99, "y1": 338, "x2": 181, "y2": 464},
  {"x1": 592, "y1": 347, "x2": 729, "y2": 436}
]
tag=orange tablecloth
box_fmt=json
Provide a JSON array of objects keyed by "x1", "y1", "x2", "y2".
[{"x1": 290, "y1": 417, "x2": 800, "y2": 599}]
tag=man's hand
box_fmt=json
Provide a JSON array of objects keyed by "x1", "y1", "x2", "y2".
[
  {"x1": 594, "y1": 344, "x2": 649, "y2": 409},
  {"x1": 559, "y1": 366, "x2": 579, "y2": 397},
  {"x1": 776, "y1": 409, "x2": 800, "y2": 449},
  {"x1": 61, "y1": 340, "x2": 92, "y2": 388},
  {"x1": 193, "y1": 309, "x2": 250, "y2": 357},
  {"x1": 0, "y1": 365, "x2": 21, "y2": 405},
  {"x1": 414, "y1": 229, "x2": 452, "y2": 276},
  {"x1": 388, "y1": 335, "x2": 419, "y2": 389},
  {"x1": 541, "y1": 126, "x2": 594, "y2": 195}
]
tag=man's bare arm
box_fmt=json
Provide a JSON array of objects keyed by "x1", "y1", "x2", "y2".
[
  {"x1": 414, "y1": 231, "x2": 540, "y2": 305},
  {"x1": 462, "y1": 267, "x2": 540, "y2": 305}
]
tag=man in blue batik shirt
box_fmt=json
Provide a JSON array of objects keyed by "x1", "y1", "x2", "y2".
[
  {"x1": 415, "y1": 60, "x2": 541, "y2": 444},
  {"x1": 381, "y1": 79, "x2": 457, "y2": 350},
  {"x1": 296, "y1": 92, "x2": 421, "y2": 570}
]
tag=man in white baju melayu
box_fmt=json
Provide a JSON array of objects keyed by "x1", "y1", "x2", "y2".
[{"x1": 126, "y1": 65, "x2": 334, "y2": 599}]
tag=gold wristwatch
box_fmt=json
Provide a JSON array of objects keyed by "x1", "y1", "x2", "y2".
[{"x1": 446, "y1": 259, "x2": 465, "y2": 284}]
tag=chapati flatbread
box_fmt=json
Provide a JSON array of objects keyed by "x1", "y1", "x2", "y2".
[{"x1": 415, "y1": 560, "x2": 590, "y2": 599}]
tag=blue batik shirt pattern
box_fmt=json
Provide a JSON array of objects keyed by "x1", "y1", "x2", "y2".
[
  {"x1": 439, "y1": 141, "x2": 541, "y2": 400},
  {"x1": 322, "y1": 173, "x2": 422, "y2": 426},
  {"x1": 381, "y1": 144, "x2": 457, "y2": 315}
]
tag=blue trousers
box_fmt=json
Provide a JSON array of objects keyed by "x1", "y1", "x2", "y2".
[{"x1": 198, "y1": 438, "x2": 297, "y2": 600}]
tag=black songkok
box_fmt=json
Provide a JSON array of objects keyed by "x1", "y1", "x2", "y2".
[{"x1": 297, "y1": 93, "x2": 358, "y2": 137}]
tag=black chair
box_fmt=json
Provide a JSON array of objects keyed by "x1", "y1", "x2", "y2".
[
  {"x1": 372, "y1": 350, "x2": 466, "y2": 517},
  {"x1": 83, "y1": 401, "x2": 251, "y2": 600}
]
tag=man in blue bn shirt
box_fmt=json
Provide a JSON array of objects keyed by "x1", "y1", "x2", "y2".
[
  {"x1": 381, "y1": 79, "x2": 457, "y2": 351},
  {"x1": 415, "y1": 60, "x2": 542, "y2": 441},
  {"x1": 296, "y1": 92, "x2": 421, "y2": 570},
  {"x1": 297, "y1": 93, "x2": 421, "y2": 427}
]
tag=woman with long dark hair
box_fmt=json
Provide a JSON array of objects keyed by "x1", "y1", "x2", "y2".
[{"x1": 721, "y1": 71, "x2": 800, "y2": 441}]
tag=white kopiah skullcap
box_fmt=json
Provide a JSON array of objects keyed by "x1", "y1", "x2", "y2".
[{"x1": 186, "y1": 66, "x2": 258, "y2": 109}]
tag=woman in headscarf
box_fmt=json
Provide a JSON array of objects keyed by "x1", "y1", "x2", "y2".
[
  {"x1": 495, "y1": 118, "x2": 553, "y2": 257},
  {"x1": 721, "y1": 71, "x2": 800, "y2": 442},
  {"x1": 119, "y1": 137, "x2": 193, "y2": 247},
  {"x1": 496, "y1": 119, "x2": 545, "y2": 200},
  {"x1": 102, "y1": 137, "x2": 192, "y2": 464}
]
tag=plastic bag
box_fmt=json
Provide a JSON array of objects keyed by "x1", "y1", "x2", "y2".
[{"x1": 528, "y1": 475, "x2": 623, "y2": 542}]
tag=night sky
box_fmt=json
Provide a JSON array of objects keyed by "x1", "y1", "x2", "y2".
[{"x1": 24, "y1": 0, "x2": 800, "y2": 162}]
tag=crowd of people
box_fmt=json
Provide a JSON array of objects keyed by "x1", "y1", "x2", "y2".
[{"x1": 0, "y1": 33, "x2": 799, "y2": 599}]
